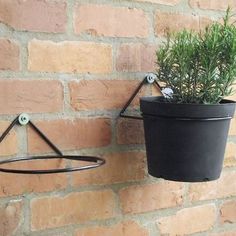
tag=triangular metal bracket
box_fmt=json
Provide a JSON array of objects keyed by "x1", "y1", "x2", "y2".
[
  {"x1": 119, "y1": 73, "x2": 163, "y2": 120},
  {"x1": 0, "y1": 114, "x2": 63, "y2": 156},
  {"x1": 0, "y1": 114, "x2": 105, "y2": 174}
]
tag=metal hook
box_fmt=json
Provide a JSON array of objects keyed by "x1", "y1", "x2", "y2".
[{"x1": 119, "y1": 73, "x2": 163, "y2": 120}]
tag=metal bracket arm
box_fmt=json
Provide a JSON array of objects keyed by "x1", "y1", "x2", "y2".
[
  {"x1": 119, "y1": 73, "x2": 163, "y2": 120},
  {"x1": 0, "y1": 114, "x2": 105, "y2": 174}
]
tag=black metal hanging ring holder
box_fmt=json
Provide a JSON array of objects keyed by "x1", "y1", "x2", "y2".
[
  {"x1": 0, "y1": 114, "x2": 105, "y2": 174},
  {"x1": 119, "y1": 73, "x2": 163, "y2": 120}
]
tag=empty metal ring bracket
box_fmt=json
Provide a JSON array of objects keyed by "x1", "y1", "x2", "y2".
[
  {"x1": 0, "y1": 114, "x2": 105, "y2": 174},
  {"x1": 0, "y1": 155, "x2": 105, "y2": 174}
]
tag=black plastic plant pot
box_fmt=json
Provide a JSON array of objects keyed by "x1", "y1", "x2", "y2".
[{"x1": 140, "y1": 96, "x2": 236, "y2": 182}]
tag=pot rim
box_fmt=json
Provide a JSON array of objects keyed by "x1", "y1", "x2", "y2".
[
  {"x1": 140, "y1": 96, "x2": 236, "y2": 119},
  {"x1": 140, "y1": 96, "x2": 236, "y2": 106}
]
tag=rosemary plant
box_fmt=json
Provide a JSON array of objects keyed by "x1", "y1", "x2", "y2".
[{"x1": 156, "y1": 9, "x2": 236, "y2": 104}]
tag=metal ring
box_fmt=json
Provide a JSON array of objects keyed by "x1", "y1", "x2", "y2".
[
  {"x1": 142, "y1": 114, "x2": 232, "y2": 121},
  {"x1": 0, "y1": 155, "x2": 105, "y2": 174}
]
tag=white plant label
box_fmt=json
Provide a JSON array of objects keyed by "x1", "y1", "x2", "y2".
[{"x1": 162, "y1": 88, "x2": 173, "y2": 98}]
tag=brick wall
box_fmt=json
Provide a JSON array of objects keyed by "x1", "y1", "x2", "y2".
[{"x1": 0, "y1": 0, "x2": 236, "y2": 235}]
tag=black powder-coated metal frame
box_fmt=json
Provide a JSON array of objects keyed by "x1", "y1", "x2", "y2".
[
  {"x1": 0, "y1": 115, "x2": 105, "y2": 174},
  {"x1": 119, "y1": 75, "x2": 231, "y2": 122},
  {"x1": 119, "y1": 75, "x2": 163, "y2": 120}
]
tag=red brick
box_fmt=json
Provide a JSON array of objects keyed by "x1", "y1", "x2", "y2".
[
  {"x1": 220, "y1": 200, "x2": 236, "y2": 224},
  {"x1": 119, "y1": 182, "x2": 184, "y2": 214},
  {"x1": 0, "y1": 0, "x2": 66, "y2": 33},
  {"x1": 116, "y1": 44, "x2": 156, "y2": 72},
  {"x1": 0, "y1": 159, "x2": 67, "y2": 197},
  {"x1": 189, "y1": 0, "x2": 236, "y2": 11},
  {"x1": 69, "y1": 79, "x2": 146, "y2": 111},
  {"x1": 0, "y1": 121, "x2": 17, "y2": 156},
  {"x1": 0, "y1": 39, "x2": 19, "y2": 71},
  {"x1": 116, "y1": 119, "x2": 144, "y2": 145},
  {"x1": 224, "y1": 142, "x2": 236, "y2": 167},
  {"x1": 0, "y1": 80, "x2": 63, "y2": 115},
  {"x1": 0, "y1": 200, "x2": 23, "y2": 236},
  {"x1": 155, "y1": 11, "x2": 212, "y2": 36},
  {"x1": 189, "y1": 170, "x2": 236, "y2": 201},
  {"x1": 31, "y1": 190, "x2": 117, "y2": 230},
  {"x1": 27, "y1": 118, "x2": 111, "y2": 154},
  {"x1": 74, "y1": 4, "x2": 149, "y2": 38},
  {"x1": 157, "y1": 204, "x2": 216, "y2": 235},
  {"x1": 72, "y1": 152, "x2": 146, "y2": 186},
  {"x1": 75, "y1": 221, "x2": 148, "y2": 236},
  {"x1": 28, "y1": 40, "x2": 112, "y2": 74},
  {"x1": 135, "y1": 0, "x2": 181, "y2": 5}
]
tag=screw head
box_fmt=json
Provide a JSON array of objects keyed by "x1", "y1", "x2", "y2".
[
  {"x1": 18, "y1": 113, "x2": 30, "y2": 125},
  {"x1": 146, "y1": 73, "x2": 157, "y2": 84}
]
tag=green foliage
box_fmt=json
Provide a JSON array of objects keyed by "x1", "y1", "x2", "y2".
[{"x1": 156, "y1": 9, "x2": 236, "y2": 104}]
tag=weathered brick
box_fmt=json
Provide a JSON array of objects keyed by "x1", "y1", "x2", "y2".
[
  {"x1": 155, "y1": 11, "x2": 212, "y2": 36},
  {"x1": 119, "y1": 182, "x2": 184, "y2": 214},
  {"x1": 229, "y1": 118, "x2": 236, "y2": 135},
  {"x1": 0, "y1": 121, "x2": 17, "y2": 156},
  {"x1": 220, "y1": 200, "x2": 236, "y2": 224},
  {"x1": 0, "y1": 80, "x2": 63, "y2": 115},
  {"x1": 157, "y1": 204, "x2": 216, "y2": 235},
  {"x1": 27, "y1": 118, "x2": 111, "y2": 154},
  {"x1": 74, "y1": 4, "x2": 149, "y2": 38},
  {"x1": 31, "y1": 190, "x2": 117, "y2": 230},
  {"x1": 189, "y1": 0, "x2": 236, "y2": 11},
  {"x1": 0, "y1": 39, "x2": 19, "y2": 71},
  {"x1": 69, "y1": 79, "x2": 144, "y2": 111},
  {"x1": 0, "y1": 200, "x2": 23, "y2": 236},
  {"x1": 72, "y1": 152, "x2": 146, "y2": 186},
  {"x1": 28, "y1": 40, "x2": 112, "y2": 74},
  {"x1": 116, "y1": 43, "x2": 156, "y2": 72},
  {"x1": 116, "y1": 119, "x2": 144, "y2": 145},
  {"x1": 134, "y1": 0, "x2": 181, "y2": 5},
  {"x1": 0, "y1": 159, "x2": 67, "y2": 197},
  {"x1": 0, "y1": 0, "x2": 66, "y2": 33},
  {"x1": 189, "y1": 170, "x2": 236, "y2": 201},
  {"x1": 224, "y1": 142, "x2": 236, "y2": 167},
  {"x1": 76, "y1": 221, "x2": 148, "y2": 236}
]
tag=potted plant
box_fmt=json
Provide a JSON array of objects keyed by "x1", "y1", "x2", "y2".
[{"x1": 140, "y1": 9, "x2": 236, "y2": 182}]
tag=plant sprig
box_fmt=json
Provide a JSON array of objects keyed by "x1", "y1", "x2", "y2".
[{"x1": 156, "y1": 8, "x2": 236, "y2": 104}]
